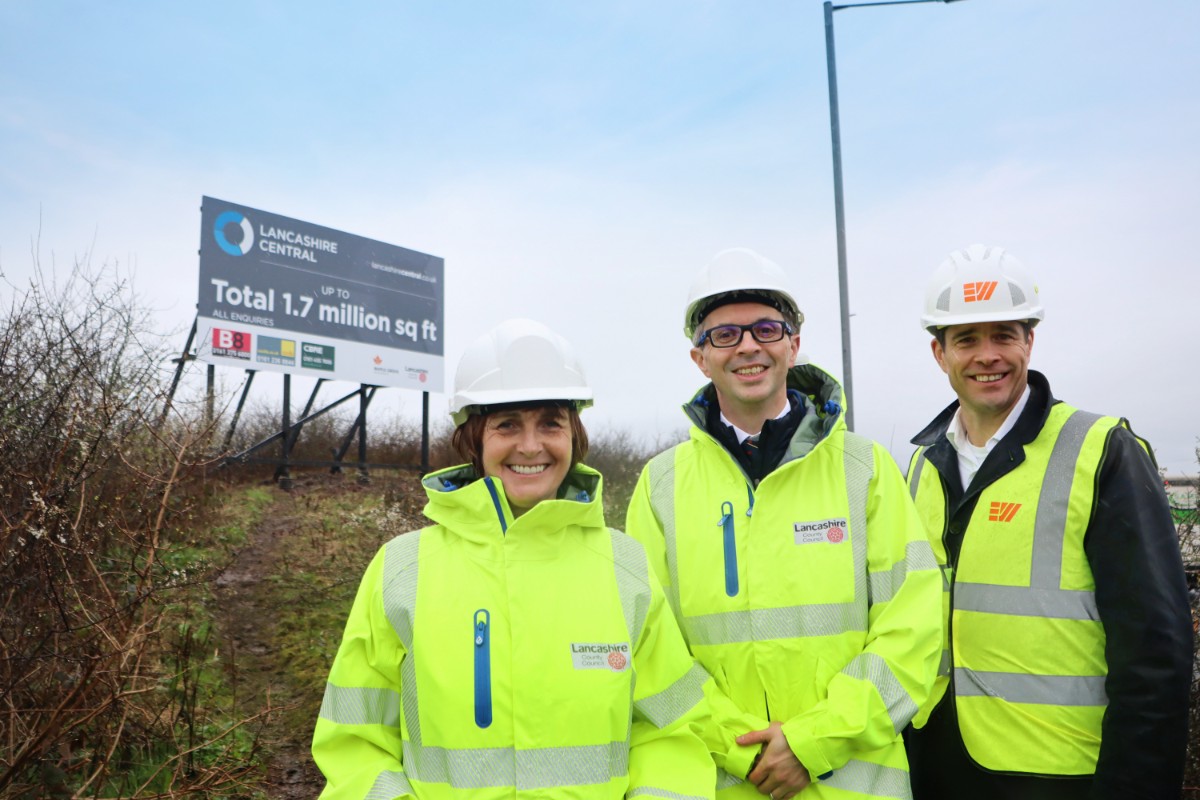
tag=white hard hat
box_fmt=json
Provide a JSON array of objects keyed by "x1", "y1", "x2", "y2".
[
  {"x1": 920, "y1": 244, "x2": 1044, "y2": 333},
  {"x1": 684, "y1": 248, "x2": 803, "y2": 341},
  {"x1": 449, "y1": 318, "x2": 593, "y2": 426}
]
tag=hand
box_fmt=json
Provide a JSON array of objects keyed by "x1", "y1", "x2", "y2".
[{"x1": 737, "y1": 722, "x2": 811, "y2": 800}]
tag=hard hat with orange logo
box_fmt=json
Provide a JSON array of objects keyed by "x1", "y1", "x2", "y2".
[{"x1": 920, "y1": 244, "x2": 1044, "y2": 333}]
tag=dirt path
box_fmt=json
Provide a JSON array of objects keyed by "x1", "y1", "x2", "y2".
[
  {"x1": 212, "y1": 482, "x2": 327, "y2": 799},
  {"x1": 210, "y1": 470, "x2": 427, "y2": 798}
]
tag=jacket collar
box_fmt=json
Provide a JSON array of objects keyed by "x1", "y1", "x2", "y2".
[
  {"x1": 420, "y1": 463, "x2": 605, "y2": 551},
  {"x1": 911, "y1": 370, "x2": 1056, "y2": 448},
  {"x1": 911, "y1": 370, "x2": 1059, "y2": 504},
  {"x1": 683, "y1": 362, "x2": 847, "y2": 468}
]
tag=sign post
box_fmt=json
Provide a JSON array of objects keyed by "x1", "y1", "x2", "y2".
[{"x1": 196, "y1": 197, "x2": 444, "y2": 479}]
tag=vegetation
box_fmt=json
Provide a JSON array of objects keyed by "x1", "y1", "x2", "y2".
[
  {"x1": 3, "y1": 258, "x2": 1196, "y2": 798},
  {"x1": 1179, "y1": 460, "x2": 1200, "y2": 798},
  {"x1": 0, "y1": 257, "x2": 666, "y2": 797}
]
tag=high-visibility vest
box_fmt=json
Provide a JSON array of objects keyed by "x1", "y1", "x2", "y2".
[
  {"x1": 312, "y1": 464, "x2": 714, "y2": 800},
  {"x1": 908, "y1": 404, "x2": 1120, "y2": 775},
  {"x1": 628, "y1": 384, "x2": 942, "y2": 800}
]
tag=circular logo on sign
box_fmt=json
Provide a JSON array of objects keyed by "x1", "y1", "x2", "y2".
[
  {"x1": 213, "y1": 210, "x2": 254, "y2": 256},
  {"x1": 827, "y1": 526, "x2": 844, "y2": 543},
  {"x1": 607, "y1": 651, "x2": 627, "y2": 671}
]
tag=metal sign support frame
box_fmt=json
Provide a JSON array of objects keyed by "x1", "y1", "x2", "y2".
[{"x1": 161, "y1": 316, "x2": 433, "y2": 486}]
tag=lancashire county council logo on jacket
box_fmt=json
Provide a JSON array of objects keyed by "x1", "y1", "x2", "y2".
[
  {"x1": 571, "y1": 642, "x2": 630, "y2": 671},
  {"x1": 794, "y1": 518, "x2": 850, "y2": 545}
]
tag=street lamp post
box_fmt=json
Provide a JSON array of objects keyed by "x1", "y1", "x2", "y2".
[{"x1": 823, "y1": 0, "x2": 966, "y2": 432}]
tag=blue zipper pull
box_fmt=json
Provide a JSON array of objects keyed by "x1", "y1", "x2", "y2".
[
  {"x1": 473, "y1": 609, "x2": 492, "y2": 728},
  {"x1": 719, "y1": 501, "x2": 739, "y2": 597},
  {"x1": 745, "y1": 485, "x2": 755, "y2": 517}
]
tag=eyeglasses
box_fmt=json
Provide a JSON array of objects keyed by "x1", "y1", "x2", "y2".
[{"x1": 695, "y1": 319, "x2": 793, "y2": 348}]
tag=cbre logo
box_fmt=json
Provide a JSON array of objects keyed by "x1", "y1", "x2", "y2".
[
  {"x1": 963, "y1": 281, "x2": 998, "y2": 303},
  {"x1": 213, "y1": 210, "x2": 254, "y2": 256},
  {"x1": 988, "y1": 501, "x2": 1021, "y2": 522}
]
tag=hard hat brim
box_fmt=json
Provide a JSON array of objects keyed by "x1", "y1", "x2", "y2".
[
  {"x1": 921, "y1": 307, "x2": 1044, "y2": 333},
  {"x1": 450, "y1": 389, "x2": 594, "y2": 427}
]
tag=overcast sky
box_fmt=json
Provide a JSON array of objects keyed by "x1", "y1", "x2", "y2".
[{"x1": 2, "y1": 1, "x2": 1198, "y2": 475}]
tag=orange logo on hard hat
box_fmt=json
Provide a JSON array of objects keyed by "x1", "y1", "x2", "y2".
[
  {"x1": 988, "y1": 501, "x2": 1021, "y2": 522},
  {"x1": 963, "y1": 281, "x2": 998, "y2": 302}
]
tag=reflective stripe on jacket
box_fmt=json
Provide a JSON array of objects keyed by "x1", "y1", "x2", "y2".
[
  {"x1": 626, "y1": 364, "x2": 942, "y2": 800},
  {"x1": 908, "y1": 403, "x2": 1117, "y2": 775},
  {"x1": 312, "y1": 463, "x2": 715, "y2": 800}
]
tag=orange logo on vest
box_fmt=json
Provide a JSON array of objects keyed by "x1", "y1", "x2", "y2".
[
  {"x1": 963, "y1": 281, "x2": 998, "y2": 302},
  {"x1": 988, "y1": 501, "x2": 1021, "y2": 522}
]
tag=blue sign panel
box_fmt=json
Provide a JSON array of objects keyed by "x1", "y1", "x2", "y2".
[{"x1": 196, "y1": 196, "x2": 444, "y2": 390}]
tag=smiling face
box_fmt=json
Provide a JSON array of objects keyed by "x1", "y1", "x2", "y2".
[
  {"x1": 690, "y1": 301, "x2": 800, "y2": 433},
  {"x1": 932, "y1": 320, "x2": 1034, "y2": 443},
  {"x1": 480, "y1": 405, "x2": 573, "y2": 516}
]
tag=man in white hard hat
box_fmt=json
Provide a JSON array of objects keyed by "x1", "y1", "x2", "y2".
[
  {"x1": 625, "y1": 248, "x2": 942, "y2": 800},
  {"x1": 904, "y1": 244, "x2": 1191, "y2": 799}
]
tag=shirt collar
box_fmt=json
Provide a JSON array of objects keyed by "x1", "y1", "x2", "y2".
[
  {"x1": 722, "y1": 399, "x2": 791, "y2": 445},
  {"x1": 946, "y1": 384, "x2": 1031, "y2": 454}
]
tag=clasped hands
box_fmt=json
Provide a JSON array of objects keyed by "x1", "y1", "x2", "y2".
[{"x1": 737, "y1": 722, "x2": 811, "y2": 800}]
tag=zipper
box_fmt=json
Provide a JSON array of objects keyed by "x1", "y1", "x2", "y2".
[
  {"x1": 719, "y1": 501, "x2": 739, "y2": 597},
  {"x1": 473, "y1": 609, "x2": 492, "y2": 728},
  {"x1": 482, "y1": 477, "x2": 509, "y2": 534}
]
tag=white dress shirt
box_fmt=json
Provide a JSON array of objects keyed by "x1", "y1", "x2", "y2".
[{"x1": 945, "y1": 385, "x2": 1031, "y2": 490}]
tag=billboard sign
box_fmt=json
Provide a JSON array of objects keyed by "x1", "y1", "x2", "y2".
[{"x1": 196, "y1": 197, "x2": 444, "y2": 389}]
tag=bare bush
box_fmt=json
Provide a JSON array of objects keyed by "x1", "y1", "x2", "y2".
[
  {"x1": 0, "y1": 260, "x2": 261, "y2": 796},
  {"x1": 586, "y1": 426, "x2": 686, "y2": 520},
  {"x1": 218, "y1": 400, "x2": 458, "y2": 478},
  {"x1": 1179, "y1": 450, "x2": 1200, "y2": 796}
]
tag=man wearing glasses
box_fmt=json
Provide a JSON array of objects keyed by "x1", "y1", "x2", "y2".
[{"x1": 626, "y1": 248, "x2": 942, "y2": 800}]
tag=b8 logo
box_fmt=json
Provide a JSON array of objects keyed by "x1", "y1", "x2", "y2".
[{"x1": 213, "y1": 329, "x2": 249, "y2": 352}]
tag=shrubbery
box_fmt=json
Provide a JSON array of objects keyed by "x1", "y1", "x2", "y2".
[
  {"x1": 7, "y1": 257, "x2": 1193, "y2": 797},
  {"x1": 0, "y1": 262, "x2": 256, "y2": 795},
  {"x1": 1179, "y1": 462, "x2": 1200, "y2": 795},
  {"x1": 0, "y1": 259, "x2": 678, "y2": 797}
]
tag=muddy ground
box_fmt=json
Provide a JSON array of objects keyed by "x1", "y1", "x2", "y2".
[{"x1": 211, "y1": 470, "x2": 427, "y2": 798}]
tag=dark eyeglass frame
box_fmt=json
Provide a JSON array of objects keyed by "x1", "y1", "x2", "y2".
[{"x1": 694, "y1": 319, "x2": 794, "y2": 348}]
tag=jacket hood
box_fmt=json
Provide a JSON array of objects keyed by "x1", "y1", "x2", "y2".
[
  {"x1": 910, "y1": 369, "x2": 1057, "y2": 448},
  {"x1": 420, "y1": 462, "x2": 605, "y2": 545},
  {"x1": 683, "y1": 362, "x2": 847, "y2": 466}
]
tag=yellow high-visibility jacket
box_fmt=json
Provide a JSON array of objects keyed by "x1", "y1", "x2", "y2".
[
  {"x1": 312, "y1": 463, "x2": 715, "y2": 800},
  {"x1": 626, "y1": 365, "x2": 942, "y2": 800},
  {"x1": 904, "y1": 373, "x2": 1192, "y2": 797},
  {"x1": 907, "y1": 403, "x2": 1112, "y2": 774}
]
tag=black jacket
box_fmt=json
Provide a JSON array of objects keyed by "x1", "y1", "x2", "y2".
[{"x1": 905, "y1": 371, "x2": 1192, "y2": 800}]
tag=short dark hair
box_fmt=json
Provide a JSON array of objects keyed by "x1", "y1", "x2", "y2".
[
  {"x1": 934, "y1": 320, "x2": 1033, "y2": 347},
  {"x1": 451, "y1": 403, "x2": 590, "y2": 476}
]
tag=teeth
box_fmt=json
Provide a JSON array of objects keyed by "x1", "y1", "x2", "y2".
[
  {"x1": 509, "y1": 464, "x2": 548, "y2": 475},
  {"x1": 975, "y1": 374, "x2": 1004, "y2": 383},
  {"x1": 735, "y1": 366, "x2": 765, "y2": 375}
]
